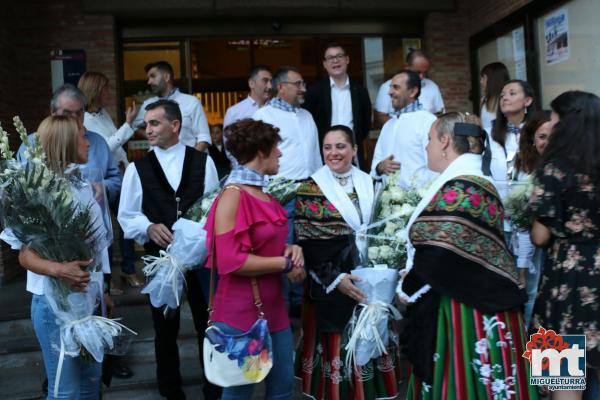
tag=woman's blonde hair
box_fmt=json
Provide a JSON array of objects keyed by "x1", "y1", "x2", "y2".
[
  {"x1": 435, "y1": 112, "x2": 484, "y2": 155},
  {"x1": 37, "y1": 115, "x2": 80, "y2": 165},
  {"x1": 77, "y1": 71, "x2": 109, "y2": 113}
]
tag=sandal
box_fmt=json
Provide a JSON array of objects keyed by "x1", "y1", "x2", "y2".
[{"x1": 121, "y1": 273, "x2": 144, "y2": 288}]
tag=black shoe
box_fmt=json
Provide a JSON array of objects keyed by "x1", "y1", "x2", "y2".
[{"x1": 111, "y1": 362, "x2": 133, "y2": 379}]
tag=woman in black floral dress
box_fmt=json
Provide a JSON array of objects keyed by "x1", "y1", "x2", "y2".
[{"x1": 528, "y1": 91, "x2": 600, "y2": 399}]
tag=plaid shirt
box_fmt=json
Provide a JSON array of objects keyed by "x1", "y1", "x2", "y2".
[
  {"x1": 392, "y1": 100, "x2": 423, "y2": 118},
  {"x1": 270, "y1": 96, "x2": 298, "y2": 113},
  {"x1": 225, "y1": 165, "x2": 268, "y2": 187}
]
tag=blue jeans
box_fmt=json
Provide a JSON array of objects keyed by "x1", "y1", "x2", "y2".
[
  {"x1": 524, "y1": 249, "x2": 545, "y2": 328},
  {"x1": 31, "y1": 295, "x2": 102, "y2": 399},
  {"x1": 214, "y1": 322, "x2": 294, "y2": 400},
  {"x1": 282, "y1": 200, "x2": 302, "y2": 308}
]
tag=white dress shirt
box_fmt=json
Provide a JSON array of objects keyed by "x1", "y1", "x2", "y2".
[
  {"x1": 223, "y1": 95, "x2": 265, "y2": 167},
  {"x1": 370, "y1": 110, "x2": 438, "y2": 188},
  {"x1": 253, "y1": 105, "x2": 322, "y2": 180},
  {"x1": 133, "y1": 89, "x2": 211, "y2": 148},
  {"x1": 480, "y1": 103, "x2": 497, "y2": 135},
  {"x1": 488, "y1": 128, "x2": 521, "y2": 198},
  {"x1": 118, "y1": 142, "x2": 219, "y2": 245},
  {"x1": 223, "y1": 96, "x2": 261, "y2": 128},
  {"x1": 329, "y1": 76, "x2": 353, "y2": 130},
  {"x1": 84, "y1": 109, "x2": 133, "y2": 167},
  {"x1": 375, "y1": 78, "x2": 445, "y2": 115}
]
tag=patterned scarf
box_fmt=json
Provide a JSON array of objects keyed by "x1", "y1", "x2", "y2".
[
  {"x1": 506, "y1": 122, "x2": 520, "y2": 135},
  {"x1": 270, "y1": 96, "x2": 298, "y2": 113},
  {"x1": 392, "y1": 100, "x2": 423, "y2": 117},
  {"x1": 225, "y1": 165, "x2": 267, "y2": 187}
]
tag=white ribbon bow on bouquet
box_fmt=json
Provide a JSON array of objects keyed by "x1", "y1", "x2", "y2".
[
  {"x1": 344, "y1": 300, "x2": 402, "y2": 369},
  {"x1": 141, "y1": 218, "x2": 209, "y2": 312},
  {"x1": 343, "y1": 267, "x2": 402, "y2": 370}
]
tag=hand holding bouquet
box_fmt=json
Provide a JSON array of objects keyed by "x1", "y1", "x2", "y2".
[
  {"x1": 0, "y1": 118, "x2": 135, "y2": 396},
  {"x1": 345, "y1": 173, "x2": 429, "y2": 368},
  {"x1": 141, "y1": 177, "x2": 300, "y2": 311}
]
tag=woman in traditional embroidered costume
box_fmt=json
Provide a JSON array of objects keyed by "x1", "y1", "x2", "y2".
[
  {"x1": 295, "y1": 125, "x2": 399, "y2": 399},
  {"x1": 398, "y1": 113, "x2": 537, "y2": 399}
]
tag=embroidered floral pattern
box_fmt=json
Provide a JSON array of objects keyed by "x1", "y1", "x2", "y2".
[
  {"x1": 295, "y1": 178, "x2": 357, "y2": 240},
  {"x1": 425, "y1": 176, "x2": 503, "y2": 229},
  {"x1": 410, "y1": 218, "x2": 517, "y2": 281}
]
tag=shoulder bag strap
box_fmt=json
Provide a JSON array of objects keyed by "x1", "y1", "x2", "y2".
[{"x1": 207, "y1": 184, "x2": 265, "y2": 325}]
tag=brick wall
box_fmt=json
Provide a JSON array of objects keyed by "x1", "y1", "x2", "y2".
[
  {"x1": 424, "y1": 0, "x2": 472, "y2": 113},
  {"x1": 423, "y1": 0, "x2": 535, "y2": 113},
  {"x1": 0, "y1": 0, "x2": 118, "y2": 141},
  {"x1": 0, "y1": 6, "x2": 17, "y2": 138},
  {"x1": 0, "y1": 0, "x2": 117, "y2": 284}
]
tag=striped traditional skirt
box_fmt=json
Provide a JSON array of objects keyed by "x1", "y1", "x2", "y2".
[
  {"x1": 296, "y1": 301, "x2": 400, "y2": 400},
  {"x1": 406, "y1": 296, "x2": 538, "y2": 400}
]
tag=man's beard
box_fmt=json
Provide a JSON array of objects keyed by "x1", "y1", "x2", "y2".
[{"x1": 150, "y1": 85, "x2": 162, "y2": 95}]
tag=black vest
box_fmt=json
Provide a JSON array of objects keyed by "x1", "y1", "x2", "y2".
[{"x1": 135, "y1": 146, "x2": 206, "y2": 256}]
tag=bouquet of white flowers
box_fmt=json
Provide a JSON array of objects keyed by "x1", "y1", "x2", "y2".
[
  {"x1": 365, "y1": 172, "x2": 428, "y2": 269},
  {"x1": 141, "y1": 177, "x2": 300, "y2": 312},
  {"x1": 0, "y1": 118, "x2": 135, "y2": 396},
  {"x1": 504, "y1": 178, "x2": 534, "y2": 231},
  {"x1": 344, "y1": 172, "x2": 430, "y2": 369}
]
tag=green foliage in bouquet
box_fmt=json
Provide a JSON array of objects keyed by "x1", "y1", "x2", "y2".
[
  {"x1": 184, "y1": 177, "x2": 300, "y2": 224},
  {"x1": 0, "y1": 118, "x2": 101, "y2": 309},
  {"x1": 366, "y1": 172, "x2": 427, "y2": 269}
]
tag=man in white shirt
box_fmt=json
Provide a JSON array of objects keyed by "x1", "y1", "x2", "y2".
[
  {"x1": 223, "y1": 65, "x2": 272, "y2": 128},
  {"x1": 253, "y1": 66, "x2": 322, "y2": 181},
  {"x1": 371, "y1": 70, "x2": 438, "y2": 188},
  {"x1": 132, "y1": 61, "x2": 211, "y2": 152},
  {"x1": 118, "y1": 99, "x2": 219, "y2": 400},
  {"x1": 223, "y1": 65, "x2": 272, "y2": 167},
  {"x1": 253, "y1": 66, "x2": 322, "y2": 316},
  {"x1": 374, "y1": 49, "x2": 445, "y2": 129},
  {"x1": 303, "y1": 43, "x2": 372, "y2": 170}
]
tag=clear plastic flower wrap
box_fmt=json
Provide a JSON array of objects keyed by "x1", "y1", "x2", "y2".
[
  {"x1": 344, "y1": 266, "x2": 401, "y2": 368},
  {"x1": 0, "y1": 118, "x2": 135, "y2": 398},
  {"x1": 141, "y1": 218, "x2": 208, "y2": 310},
  {"x1": 0, "y1": 161, "x2": 112, "y2": 309},
  {"x1": 141, "y1": 177, "x2": 300, "y2": 312},
  {"x1": 44, "y1": 280, "x2": 136, "y2": 362}
]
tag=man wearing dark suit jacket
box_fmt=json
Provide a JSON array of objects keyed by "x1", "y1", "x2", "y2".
[{"x1": 303, "y1": 43, "x2": 372, "y2": 171}]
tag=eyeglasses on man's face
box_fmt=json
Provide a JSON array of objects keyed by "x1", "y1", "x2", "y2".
[
  {"x1": 324, "y1": 53, "x2": 346, "y2": 62},
  {"x1": 282, "y1": 80, "x2": 306, "y2": 89}
]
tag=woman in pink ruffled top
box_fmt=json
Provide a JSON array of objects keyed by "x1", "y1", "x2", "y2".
[{"x1": 204, "y1": 118, "x2": 306, "y2": 399}]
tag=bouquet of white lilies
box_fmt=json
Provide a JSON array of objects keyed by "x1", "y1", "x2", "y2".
[{"x1": 0, "y1": 117, "x2": 135, "y2": 397}]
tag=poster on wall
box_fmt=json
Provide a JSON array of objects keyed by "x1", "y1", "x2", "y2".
[{"x1": 544, "y1": 8, "x2": 569, "y2": 65}]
